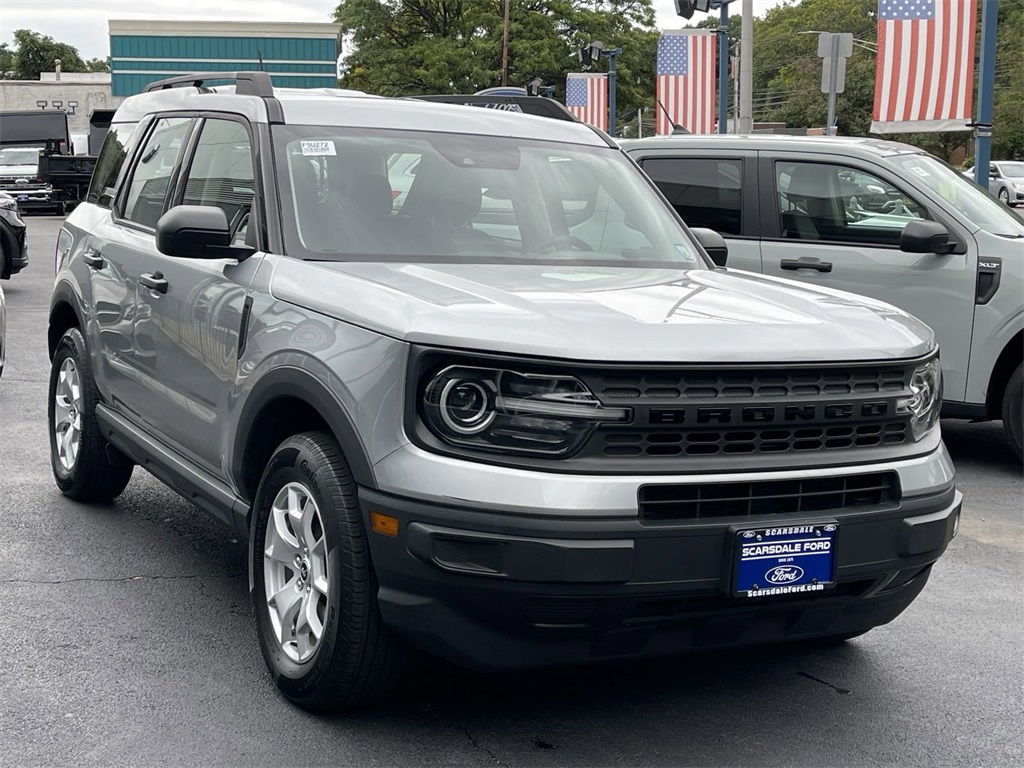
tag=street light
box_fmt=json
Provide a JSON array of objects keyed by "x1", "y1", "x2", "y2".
[
  {"x1": 579, "y1": 40, "x2": 622, "y2": 135},
  {"x1": 526, "y1": 77, "x2": 555, "y2": 97}
]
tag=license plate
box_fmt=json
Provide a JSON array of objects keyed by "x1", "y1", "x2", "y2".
[
  {"x1": 17, "y1": 195, "x2": 27, "y2": 201},
  {"x1": 734, "y1": 524, "x2": 837, "y2": 597}
]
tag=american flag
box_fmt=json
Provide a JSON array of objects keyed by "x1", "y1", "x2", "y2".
[
  {"x1": 656, "y1": 31, "x2": 716, "y2": 135},
  {"x1": 871, "y1": 0, "x2": 977, "y2": 133},
  {"x1": 565, "y1": 73, "x2": 608, "y2": 131}
]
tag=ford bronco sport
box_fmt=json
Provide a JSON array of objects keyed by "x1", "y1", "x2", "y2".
[{"x1": 48, "y1": 73, "x2": 961, "y2": 712}]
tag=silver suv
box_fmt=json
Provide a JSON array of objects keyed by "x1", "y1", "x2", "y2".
[
  {"x1": 622, "y1": 136, "x2": 1024, "y2": 461},
  {"x1": 49, "y1": 74, "x2": 961, "y2": 712}
]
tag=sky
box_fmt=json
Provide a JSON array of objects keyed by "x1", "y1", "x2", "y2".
[{"x1": 0, "y1": 0, "x2": 790, "y2": 62}]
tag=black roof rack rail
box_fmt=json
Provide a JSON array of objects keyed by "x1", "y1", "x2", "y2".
[
  {"x1": 413, "y1": 94, "x2": 579, "y2": 122},
  {"x1": 143, "y1": 71, "x2": 275, "y2": 98}
]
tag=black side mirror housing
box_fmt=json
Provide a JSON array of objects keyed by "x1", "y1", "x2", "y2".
[
  {"x1": 156, "y1": 205, "x2": 246, "y2": 259},
  {"x1": 690, "y1": 227, "x2": 728, "y2": 267},
  {"x1": 900, "y1": 219, "x2": 956, "y2": 255}
]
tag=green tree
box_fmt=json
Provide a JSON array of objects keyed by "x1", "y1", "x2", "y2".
[
  {"x1": 10, "y1": 29, "x2": 86, "y2": 80},
  {"x1": 85, "y1": 57, "x2": 110, "y2": 73},
  {"x1": 0, "y1": 43, "x2": 14, "y2": 79},
  {"x1": 333, "y1": 0, "x2": 657, "y2": 122}
]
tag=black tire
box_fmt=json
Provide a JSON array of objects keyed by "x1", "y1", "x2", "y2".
[
  {"x1": 250, "y1": 431, "x2": 406, "y2": 712},
  {"x1": 47, "y1": 327, "x2": 134, "y2": 501},
  {"x1": 998, "y1": 188, "x2": 1009, "y2": 205},
  {"x1": 1002, "y1": 362, "x2": 1023, "y2": 463}
]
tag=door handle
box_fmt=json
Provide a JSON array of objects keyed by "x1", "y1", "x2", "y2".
[
  {"x1": 82, "y1": 250, "x2": 104, "y2": 269},
  {"x1": 139, "y1": 271, "x2": 168, "y2": 294},
  {"x1": 781, "y1": 259, "x2": 833, "y2": 273}
]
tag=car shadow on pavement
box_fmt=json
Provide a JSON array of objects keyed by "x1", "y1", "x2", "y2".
[{"x1": 940, "y1": 418, "x2": 1020, "y2": 475}]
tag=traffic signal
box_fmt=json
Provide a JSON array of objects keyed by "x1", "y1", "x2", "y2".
[{"x1": 674, "y1": 0, "x2": 714, "y2": 17}]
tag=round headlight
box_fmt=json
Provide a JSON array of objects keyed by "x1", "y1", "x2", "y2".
[{"x1": 439, "y1": 379, "x2": 495, "y2": 435}]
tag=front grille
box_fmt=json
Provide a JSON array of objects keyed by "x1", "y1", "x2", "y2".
[
  {"x1": 576, "y1": 362, "x2": 916, "y2": 462},
  {"x1": 595, "y1": 368, "x2": 908, "y2": 403},
  {"x1": 639, "y1": 471, "x2": 900, "y2": 521},
  {"x1": 600, "y1": 422, "x2": 907, "y2": 458}
]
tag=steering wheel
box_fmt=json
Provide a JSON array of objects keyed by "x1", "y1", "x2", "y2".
[{"x1": 528, "y1": 235, "x2": 594, "y2": 253}]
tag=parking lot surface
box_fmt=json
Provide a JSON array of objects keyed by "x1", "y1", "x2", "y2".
[{"x1": 0, "y1": 216, "x2": 1020, "y2": 767}]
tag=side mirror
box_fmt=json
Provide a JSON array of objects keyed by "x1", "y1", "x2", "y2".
[
  {"x1": 900, "y1": 219, "x2": 956, "y2": 255},
  {"x1": 156, "y1": 205, "x2": 237, "y2": 259},
  {"x1": 690, "y1": 227, "x2": 728, "y2": 267}
]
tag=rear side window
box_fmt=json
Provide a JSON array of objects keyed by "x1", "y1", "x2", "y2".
[
  {"x1": 641, "y1": 158, "x2": 743, "y2": 235},
  {"x1": 179, "y1": 118, "x2": 255, "y2": 246},
  {"x1": 120, "y1": 116, "x2": 191, "y2": 229},
  {"x1": 87, "y1": 121, "x2": 139, "y2": 208}
]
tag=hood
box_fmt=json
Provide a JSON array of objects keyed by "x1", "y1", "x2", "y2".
[{"x1": 270, "y1": 260, "x2": 934, "y2": 363}]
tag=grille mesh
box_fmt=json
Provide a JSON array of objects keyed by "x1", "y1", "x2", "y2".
[{"x1": 639, "y1": 471, "x2": 900, "y2": 521}]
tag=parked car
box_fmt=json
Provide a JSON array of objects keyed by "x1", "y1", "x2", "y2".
[
  {"x1": 49, "y1": 73, "x2": 960, "y2": 712},
  {"x1": 962, "y1": 161, "x2": 1024, "y2": 207},
  {"x1": 0, "y1": 191, "x2": 28, "y2": 280},
  {"x1": 623, "y1": 135, "x2": 1024, "y2": 461}
]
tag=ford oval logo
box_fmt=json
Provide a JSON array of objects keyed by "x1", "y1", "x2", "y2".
[{"x1": 765, "y1": 565, "x2": 804, "y2": 584}]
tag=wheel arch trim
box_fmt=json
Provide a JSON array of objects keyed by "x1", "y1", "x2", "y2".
[{"x1": 232, "y1": 365, "x2": 378, "y2": 500}]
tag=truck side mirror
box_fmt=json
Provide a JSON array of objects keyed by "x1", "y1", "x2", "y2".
[
  {"x1": 900, "y1": 219, "x2": 955, "y2": 255},
  {"x1": 690, "y1": 227, "x2": 728, "y2": 267}
]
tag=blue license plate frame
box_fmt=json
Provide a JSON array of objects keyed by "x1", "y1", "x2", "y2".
[{"x1": 733, "y1": 523, "x2": 838, "y2": 598}]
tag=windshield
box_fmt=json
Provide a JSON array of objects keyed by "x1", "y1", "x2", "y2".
[
  {"x1": 997, "y1": 162, "x2": 1024, "y2": 177},
  {"x1": 0, "y1": 148, "x2": 41, "y2": 167},
  {"x1": 273, "y1": 126, "x2": 706, "y2": 268},
  {"x1": 892, "y1": 154, "x2": 1024, "y2": 237}
]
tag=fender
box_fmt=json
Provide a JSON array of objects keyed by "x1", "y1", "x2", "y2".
[
  {"x1": 47, "y1": 279, "x2": 86, "y2": 358},
  {"x1": 232, "y1": 365, "x2": 377, "y2": 495}
]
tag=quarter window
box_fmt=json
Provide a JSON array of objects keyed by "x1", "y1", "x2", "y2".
[
  {"x1": 121, "y1": 117, "x2": 191, "y2": 228},
  {"x1": 179, "y1": 119, "x2": 256, "y2": 246},
  {"x1": 775, "y1": 161, "x2": 926, "y2": 247},
  {"x1": 640, "y1": 158, "x2": 743, "y2": 235},
  {"x1": 87, "y1": 122, "x2": 140, "y2": 208}
]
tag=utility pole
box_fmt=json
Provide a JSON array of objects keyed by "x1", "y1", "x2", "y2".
[
  {"x1": 717, "y1": 1, "x2": 729, "y2": 133},
  {"x1": 501, "y1": 0, "x2": 511, "y2": 87},
  {"x1": 607, "y1": 48, "x2": 620, "y2": 137},
  {"x1": 732, "y1": 48, "x2": 739, "y2": 131},
  {"x1": 739, "y1": 0, "x2": 753, "y2": 132},
  {"x1": 974, "y1": 0, "x2": 998, "y2": 187},
  {"x1": 826, "y1": 33, "x2": 839, "y2": 135}
]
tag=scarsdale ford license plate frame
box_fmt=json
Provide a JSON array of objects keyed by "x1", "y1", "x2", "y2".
[{"x1": 732, "y1": 523, "x2": 838, "y2": 598}]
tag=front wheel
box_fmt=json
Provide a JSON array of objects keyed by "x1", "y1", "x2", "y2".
[
  {"x1": 1002, "y1": 362, "x2": 1023, "y2": 462},
  {"x1": 251, "y1": 432, "x2": 406, "y2": 712},
  {"x1": 48, "y1": 328, "x2": 134, "y2": 501},
  {"x1": 998, "y1": 188, "x2": 1010, "y2": 205}
]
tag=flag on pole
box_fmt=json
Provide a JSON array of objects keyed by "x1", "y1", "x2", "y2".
[
  {"x1": 565, "y1": 73, "x2": 608, "y2": 131},
  {"x1": 871, "y1": 0, "x2": 977, "y2": 133},
  {"x1": 656, "y1": 30, "x2": 716, "y2": 135}
]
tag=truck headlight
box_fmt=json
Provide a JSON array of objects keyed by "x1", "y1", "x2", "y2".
[
  {"x1": 897, "y1": 357, "x2": 942, "y2": 441},
  {"x1": 422, "y1": 366, "x2": 629, "y2": 456}
]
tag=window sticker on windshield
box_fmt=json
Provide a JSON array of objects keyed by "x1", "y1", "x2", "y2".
[
  {"x1": 674, "y1": 244, "x2": 697, "y2": 262},
  {"x1": 300, "y1": 141, "x2": 337, "y2": 157},
  {"x1": 909, "y1": 166, "x2": 930, "y2": 178}
]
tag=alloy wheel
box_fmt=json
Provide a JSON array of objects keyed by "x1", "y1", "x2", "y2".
[
  {"x1": 263, "y1": 482, "x2": 329, "y2": 663},
  {"x1": 53, "y1": 358, "x2": 82, "y2": 472},
  {"x1": 999, "y1": 188, "x2": 1009, "y2": 204}
]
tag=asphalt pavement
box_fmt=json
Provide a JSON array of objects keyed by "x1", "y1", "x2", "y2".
[{"x1": 0, "y1": 216, "x2": 1021, "y2": 768}]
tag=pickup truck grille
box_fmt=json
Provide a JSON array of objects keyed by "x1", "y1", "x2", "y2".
[
  {"x1": 639, "y1": 471, "x2": 900, "y2": 521},
  {"x1": 577, "y1": 362, "x2": 916, "y2": 461}
]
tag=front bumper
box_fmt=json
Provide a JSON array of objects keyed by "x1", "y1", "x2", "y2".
[
  {"x1": 0, "y1": 186, "x2": 53, "y2": 212},
  {"x1": 361, "y1": 465, "x2": 961, "y2": 670}
]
